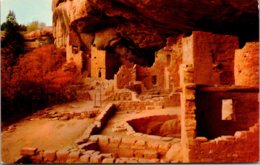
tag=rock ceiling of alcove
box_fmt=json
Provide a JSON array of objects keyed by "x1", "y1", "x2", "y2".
[{"x1": 53, "y1": 0, "x2": 258, "y2": 65}]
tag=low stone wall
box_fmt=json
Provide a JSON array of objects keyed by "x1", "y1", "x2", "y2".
[
  {"x1": 88, "y1": 135, "x2": 173, "y2": 159},
  {"x1": 17, "y1": 146, "x2": 116, "y2": 163},
  {"x1": 189, "y1": 123, "x2": 259, "y2": 163},
  {"x1": 75, "y1": 103, "x2": 117, "y2": 144},
  {"x1": 17, "y1": 133, "x2": 180, "y2": 164},
  {"x1": 105, "y1": 89, "x2": 134, "y2": 101},
  {"x1": 116, "y1": 100, "x2": 164, "y2": 111},
  {"x1": 17, "y1": 145, "x2": 174, "y2": 164},
  {"x1": 43, "y1": 108, "x2": 99, "y2": 120},
  {"x1": 95, "y1": 103, "x2": 117, "y2": 129}
]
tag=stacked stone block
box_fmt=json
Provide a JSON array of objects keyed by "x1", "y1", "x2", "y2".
[{"x1": 180, "y1": 64, "x2": 197, "y2": 162}]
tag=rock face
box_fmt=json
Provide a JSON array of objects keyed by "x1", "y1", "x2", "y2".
[
  {"x1": 52, "y1": 0, "x2": 258, "y2": 65},
  {"x1": 23, "y1": 27, "x2": 53, "y2": 49}
]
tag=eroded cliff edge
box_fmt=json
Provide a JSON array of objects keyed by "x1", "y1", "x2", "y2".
[{"x1": 52, "y1": 0, "x2": 258, "y2": 66}]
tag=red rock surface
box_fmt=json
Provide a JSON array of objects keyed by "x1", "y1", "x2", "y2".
[{"x1": 52, "y1": 0, "x2": 258, "y2": 64}]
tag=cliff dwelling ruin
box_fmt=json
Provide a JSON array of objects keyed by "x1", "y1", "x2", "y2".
[{"x1": 2, "y1": 0, "x2": 259, "y2": 163}]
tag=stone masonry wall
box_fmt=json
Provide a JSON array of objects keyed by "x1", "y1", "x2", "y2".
[
  {"x1": 179, "y1": 64, "x2": 197, "y2": 163},
  {"x1": 180, "y1": 63, "x2": 259, "y2": 163},
  {"x1": 135, "y1": 53, "x2": 168, "y2": 91},
  {"x1": 114, "y1": 65, "x2": 136, "y2": 89},
  {"x1": 168, "y1": 35, "x2": 183, "y2": 90},
  {"x1": 182, "y1": 31, "x2": 239, "y2": 85},
  {"x1": 88, "y1": 134, "x2": 172, "y2": 159},
  {"x1": 195, "y1": 86, "x2": 259, "y2": 139},
  {"x1": 116, "y1": 100, "x2": 164, "y2": 112},
  {"x1": 150, "y1": 60, "x2": 168, "y2": 90},
  {"x1": 234, "y1": 42, "x2": 259, "y2": 86},
  {"x1": 189, "y1": 123, "x2": 259, "y2": 163}
]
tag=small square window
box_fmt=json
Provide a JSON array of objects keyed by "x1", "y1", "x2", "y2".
[{"x1": 221, "y1": 99, "x2": 235, "y2": 120}]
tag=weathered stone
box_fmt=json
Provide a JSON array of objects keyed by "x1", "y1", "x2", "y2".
[
  {"x1": 82, "y1": 150, "x2": 96, "y2": 155},
  {"x1": 134, "y1": 149, "x2": 144, "y2": 158},
  {"x1": 79, "y1": 142, "x2": 98, "y2": 150},
  {"x1": 147, "y1": 141, "x2": 159, "y2": 150},
  {"x1": 117, "y1": 148, "x2": 134, "y2": 157},
  {"x1": 56, "y1": 150, "x2": 70, "y2": 163},
  {"x1": 20, "y1": 147, "x2": 38, "y2": 156},
  {"x1": 120, "y1": 138, "x2": 136, "y2": 148},
  {"x1": 158, "y1": 142, "x2": 171, "y2": 154},
  {"x1": 195, "y1": 137, "x2": 208, "y2": 142},
  {"x1": 165, "y1": 143, "x2": 182, "y2": 162},
  {"x1": 115, "y1": 158, "x2": 128, "y2": 163},
  {"x1": 89, "y1": 155, "x2": 102, "y2": 163},
  {"x1": 143, "y1": 150, "x2": 158, "y2": 159},
  {"x1": 109, "y1": 136, "x2": 122, "y2": 147},
  {"x1": 102, "y1": 158, "x2": 115, "y2": 163},
  {"x1": 68, "y1": 151, "x2": 80, "y2": 162},
  {"x1": 132, "y1": 140, "x2": 146, "y2": 150},
  {"x1": 100, "y1": 153, "x2": 116, "y2": 158},
  {"x1": 43, "y1": 150, "x2": 56, "y2": 162},
  {"x1": 79, "y1": 154, "x2": 90, "y2": 163},
  {"x1": 30, "y1": 150, "x2": 44, "y2": 163},
  {"x1": 88, "y1": 135, "x2": 99, "y2": 143},
  {"x1": 98, "y1": 136, "x2": 109, "y2": 146},
  {"x1": 161, "y1": 137, "x2": 174, "y2": 141},
  {"x1": 138, "y1": 158, "x2": 159, "y2": 163}
]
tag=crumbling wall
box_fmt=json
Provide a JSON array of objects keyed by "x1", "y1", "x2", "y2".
[
  {"x1": 182, "y1": 31, "x2": 239, "y2": 85},
  {"x1": 195, "y1": 86, "x2": 259, "y2": 139},
  {"x1": 89, "y1": 135, "x2": 172, "y2": 159},
  {"x1": 135, "y1": 59, "x2": 167, "y2": 90},
  {"x1": 114, "y1": 65, "x2": 136, "y2": 89},
  {"x1": 234, "y1": 42, "x2": 259, "y2": 86},
  {"x1": 116, "y1": 100, "x2": 164, "y2": 112},
  {"x1": 168, "y1": 36, "x2": 183, "y2": 90},
  {"x1": 150, "y1": 61, "x2": 168, "y2": 90},
  {"x1": 180, "y1": 64, "x2": 259, "y2": 163},
  {"x1": 164, "y1": 93, "x2": 181, "y2": 107},
  {"x1": 136, "y1": 66, "x2": 152, "y2": 89},
  {"x1": 189, "y1": 123, "x2": 259, "y2": 163}
]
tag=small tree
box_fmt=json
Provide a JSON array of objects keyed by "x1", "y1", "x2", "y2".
[
  {"x1": 27, "y1": 21, "x2": 46, "y2": 32},
  {"x1": 1, "y1": 10, "x2": 25, "y2": 64}
]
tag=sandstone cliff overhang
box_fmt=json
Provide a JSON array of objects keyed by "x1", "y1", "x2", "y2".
[{"x1": 52, "y1": 0, "x2": 259, "y2": 64}]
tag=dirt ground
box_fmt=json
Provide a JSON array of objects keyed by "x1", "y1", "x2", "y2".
[
  {"x1": 1, "y1": 99, "x2": 180, "y2": 163},
  {"x1": 1, "y1": 101, "x2": 97, "y2": 163}
]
